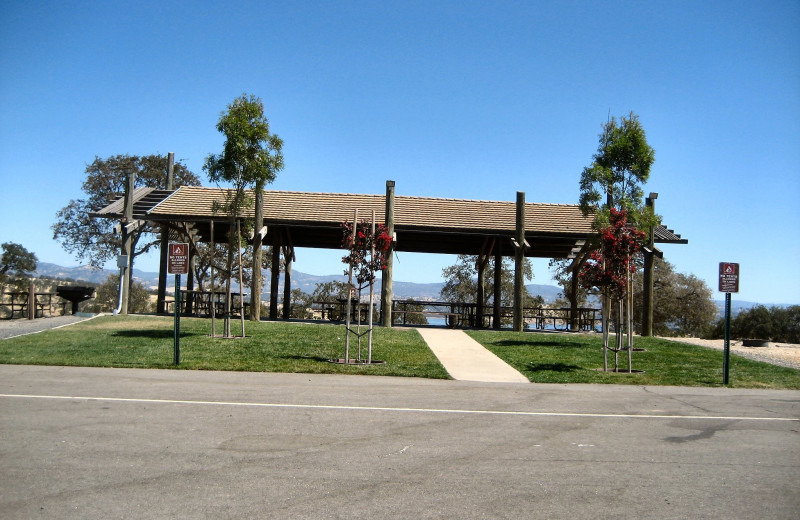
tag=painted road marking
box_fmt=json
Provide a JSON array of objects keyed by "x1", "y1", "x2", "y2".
[{"x1": 1, "y1": 393, "x2": 797, "y2": 422}]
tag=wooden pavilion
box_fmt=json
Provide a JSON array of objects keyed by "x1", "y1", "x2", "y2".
[{"x1": 94, "y1": 180, "x2": 687, "y2": 330}]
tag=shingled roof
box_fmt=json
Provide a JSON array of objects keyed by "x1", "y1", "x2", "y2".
[{"x1": 94, "y1": 186, "x2": 686, "y2": 257}]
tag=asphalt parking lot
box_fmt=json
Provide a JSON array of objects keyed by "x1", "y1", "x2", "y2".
[{"x1": 1, "y1": 365, "x2": 798, "y2": 519}]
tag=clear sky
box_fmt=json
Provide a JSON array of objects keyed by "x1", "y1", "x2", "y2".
[{"x1": 1, "y1": 1, "x2": 798, "y2": 304}]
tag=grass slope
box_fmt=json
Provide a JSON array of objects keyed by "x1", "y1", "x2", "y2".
[
  {"x1": 467, "y1": 330, "x2": 800, "y2": 389},
  {"x1": 0, "y1": 315, "x2": 450, "y2": 379},
  {"x1": 2, "y1": 316, "x2": 797, "y2": 388}
]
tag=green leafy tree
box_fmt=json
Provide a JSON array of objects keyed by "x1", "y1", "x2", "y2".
[
  {"x1": 710, "y1": 305, "x2": 800, "y2": 343},
  {"x1": 577, "y1": 113, "x2": 657, "y2": 369},
  {"x1": 53, "y1": 155, "x2": 200, "y2": 268},
  {"x1": 773, "y1": 306, "x2": 800, "y2": 343},
  {"x1": 84, "y1": 274, "x2": 152, "y2": 314},
  {"x1": 549, "y1": 256, "x2": 591, "y2": 330},
  {"x1": 289, "y1": 288, "x2": 313, "y2": 319},
  {"x1": 204, "y1": 94, "x2": 284, "y2": 322},
  {"x1": 53, "y1": 154, "x2": 200, "y2": 313},
  {"x1": 579, "y1": 112, "x2": 657, "y2": 229},
  {"x1": 0, "y1": 242, "x2": 38, "y2": 292},
  {"x1": 311, "y1": 281, "x2": 350, "y2": 301},
  {"x1": 733, "y1": 305, "x2": 774, "y2": 340},
  {"x1": 440, "y1": 255, "x2": 540, "y2": 325},
  {"x1": 632, "y1": 258, "x2": 717, "y2": 337},
  {"x1": 311, "y1": 281, "x2": 350, "y2": 320},
  {"x1": 393, "y1": 298, "x2": 429, "y2": 325}
]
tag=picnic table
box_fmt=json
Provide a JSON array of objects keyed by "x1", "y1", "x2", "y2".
[
  {"x1": 392, "y1": 300, "x2": 471, "y2": 328},
  {"x1": 310, "y1": 299, "x2": 373, "y2": 322},
  {"x1": 169, "y1": 290, "x2": 249, "y2": 318},
  {"x1": 1, "y1": 292, "x2": 57, "y2": 319}
]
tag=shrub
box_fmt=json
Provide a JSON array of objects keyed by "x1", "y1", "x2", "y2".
[{"x1": 711, "y1": 305, "x2": 800, "y2": 343}]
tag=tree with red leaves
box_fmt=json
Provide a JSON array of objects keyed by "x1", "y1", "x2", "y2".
[
  {"x1": 339, "y1": 216, "x2": 392, "y2": 364},
  {"x1": 580, "y1": 208, "x2": 646, "y2": 371},
  {"x1": 341, "y1": 219, "x2": 392, "y2": 289}
]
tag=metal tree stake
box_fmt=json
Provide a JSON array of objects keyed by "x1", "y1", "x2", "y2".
[{"x1": 343, "y1": 209, "x2": 378, "y2": 364}]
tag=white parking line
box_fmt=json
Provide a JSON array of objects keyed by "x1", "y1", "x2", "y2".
[{"x1": 1, "y1": 393, "x2": 797, "y2": 422}]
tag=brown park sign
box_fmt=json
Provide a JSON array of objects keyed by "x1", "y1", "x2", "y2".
[
  {"x1": 168, "y1": 243, "x2": 189, "y2": 275},
  {"x1": 718, "y1": 262, "x2": 739, "y2": 293}
]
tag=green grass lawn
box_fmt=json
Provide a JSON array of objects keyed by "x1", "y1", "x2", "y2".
[
  {"x1": 1, "y1": 316, "x2": 798, "y2": 388},
  {"x1": 467, "y1": 329, "x2": 800, "y2": 389},
  {"x1": 0, "y1": 315, "x2": 450, "y2": 379}
]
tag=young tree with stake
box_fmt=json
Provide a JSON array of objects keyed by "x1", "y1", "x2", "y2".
[{"x1": 204, "y1": 94, "x2": 284, "y2": 334}]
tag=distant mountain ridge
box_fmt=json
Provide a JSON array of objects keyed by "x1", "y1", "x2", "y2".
[
  {"x1": 35, "y1": 262, "x2": 793, "y2": 312},
  {"x1": 35, "y1": 262, "x2": 562, "y2": 302}
]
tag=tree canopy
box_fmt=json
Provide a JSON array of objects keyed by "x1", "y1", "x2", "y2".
[
  {"x1": 440, "y1": 255, "x2": 540, "y2": 308},
  {"x1": 721, "y1": 305, "x2": 800, "y2": 343},
  {"x1": 632, "y1": 257, "x2": 717, "y2": 337},
  {"x1": 84, "y1": 274, "x2": 151, "y2": 314},
  {"x1": 204, "y1": 93, "x2": 284, "y2": 216},
  {"x1": 203, "y1": 93, "x2": 284, "y2": 322},
  {"x1": 0, "y1": 242, "x2": 38, "y2": 290},
  {"x1": 578, "y1": 112, "x2": 657, "y2": 230},
  {"x1": 52, "y1": 154, "x2": 200, "y2": 268}
]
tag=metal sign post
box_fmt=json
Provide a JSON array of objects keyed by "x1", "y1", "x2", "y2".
[
  {"x1": 174, "y1": 273, "x2": 181, "y2": 365},
  {"x1": 169, "y1": 243, "x2": 189, "y2": 366},
  {"x1": 719, "y1": 262, "x2": 740, "y2": 385}
]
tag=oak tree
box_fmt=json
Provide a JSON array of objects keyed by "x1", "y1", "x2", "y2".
[
  {"x1": 0, "y1": 242, "x2": 38, "y2": 292},
  {"x1": 52, "y1": 154, "x2": 200, "y2": 309}
]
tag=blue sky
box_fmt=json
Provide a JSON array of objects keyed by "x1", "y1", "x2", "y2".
[{"x1": 1, "y1": 1, "x2": 798, "y2": 304}]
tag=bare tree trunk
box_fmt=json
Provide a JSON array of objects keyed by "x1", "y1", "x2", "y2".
[
  {"x1": 627, "y1": 270, "x2": 633, "y2": 373},
  {"x1": 238, "y1": 220, "x2": 245, "y2": 337},
  {"x1": 224, "y1": 223, "x2": 233, "y2": 338},
  {"x1": 210, "y1": 220, "x2": 216, "y2": 337},
  {"x1": 251, "y1": 190, "x2": 263, "y2": 321},
  {"x1": 602, "y1": 292, "x2": 609, "y2": 372},
  {"x1": 616, "y1": 299, "x2": 624, "y2": 371}
]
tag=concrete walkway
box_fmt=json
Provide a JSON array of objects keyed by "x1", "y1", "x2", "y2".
[{"x1": 416, "y1": 328, "x2": 529, "y2": 383}]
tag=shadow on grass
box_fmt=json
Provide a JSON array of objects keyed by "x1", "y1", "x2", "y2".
[
  {"x1": 493, "y1": 340, "x2": 581, "y2": 348},
  {"x1": 278, "y1": 354, "x2": 333, "y2": 363},
  {"x1": 528, "y1": 363, "x2": 583, "y2": 373},
  {"x1": 112, "y1": 330, "x2": 201, "y2": 339}
]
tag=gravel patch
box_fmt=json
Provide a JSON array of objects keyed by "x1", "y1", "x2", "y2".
[
  {"x1": 0, "y1": 314, "x2": 102, "y2": 340},
  {"x1": 660, "y1": 336, "x2": 800, "y2": 370}
]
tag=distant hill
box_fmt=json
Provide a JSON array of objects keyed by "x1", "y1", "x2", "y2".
[
  {"x1": 35, "y1": 262, "x2": 564, "y2": 302},
  {"x1": 36, "y1": 262, "x2": 168, "y2": 288},
  {"x1": 712, "y1": 299, "x2": 795, "y2": 318},
  {"x1": 38, "y1": 262, "x2": 798, "y2": 311}
]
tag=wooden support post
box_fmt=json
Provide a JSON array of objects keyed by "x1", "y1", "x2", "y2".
[
  {"x1": 493, "y1": 246, "x2": 502, "y2": 329},
  {"x1": 251, "y1": 189, "x2": 264, "y2": 321},
  {"x1": 282, "y1": 246, "x2": 292, "y2": 319},
  {"x1": 28, "y1": 281, "x2": 35, "y2": 320},
  {"x1": 120, "y1": 168, "x2": 135, "y2": 315},
  {"x1": 157, "y1": 152, "x2": 174, "y2": 314},
  {"x1": 380, "y1": 180, "x2": 395, "y2": 327},
  {"x1": 185, "y1": 247, "x2": 195, "y2": 315},
  {"x1": 642, "y1": 193, "x2": 658, "y2": 337},
  {"x1": 269, "y1": 230, "x2": 281, "y2": 320},
  {"x1": 476, "y1": 255, "x2": 485, "y2": 328},
  {"x1": 237, "y1": 220, "x2": 245, "y2": 336},
  {"x1": 513, "y1": 191, "x2": 525, "y2": 332},
  {"x1": 210, "y1": 220, "x2": 216, "y2": 336}
]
